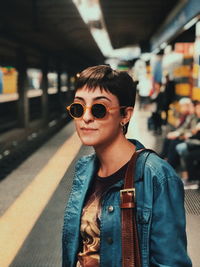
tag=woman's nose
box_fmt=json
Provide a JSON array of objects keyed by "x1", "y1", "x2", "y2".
[{"x1": 82, "y1": 107, "x2": 94, "y2": 122}]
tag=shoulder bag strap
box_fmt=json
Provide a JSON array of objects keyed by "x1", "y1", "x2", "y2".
[{"x1": 120, "y1": 148, "x2": 154, "y2": 267}]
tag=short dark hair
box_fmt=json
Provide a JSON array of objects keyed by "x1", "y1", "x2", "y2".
[{"x1": 75, "y1": 65, "x2": 137, "y2": 109}]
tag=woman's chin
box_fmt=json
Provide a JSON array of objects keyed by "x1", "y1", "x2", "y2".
[{"x1": 80, "y1": 137, "x2": 98, "y2": 147}]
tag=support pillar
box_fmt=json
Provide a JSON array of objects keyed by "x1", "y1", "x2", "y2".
[
  {"x1": 41, "y1": 61, "x2": 49, "y2": 126},
  {"x1": 57, "y1": 67, "x2": 64, "y2": 113},
  {"x1": 17, "y1": 52, "x2": 29, "y2": 128},
  {"x1": 67, "y1": 72, "x2": 75, "y2": 104}
]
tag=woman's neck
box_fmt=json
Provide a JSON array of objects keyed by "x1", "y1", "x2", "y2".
[{"x1": 95, "y1": 135, "x2": 135, "y2": 177}]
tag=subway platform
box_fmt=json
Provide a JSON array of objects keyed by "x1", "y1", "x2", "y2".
[{"x1": 0, "y1": 103, "x2": 199, "y2": 267}]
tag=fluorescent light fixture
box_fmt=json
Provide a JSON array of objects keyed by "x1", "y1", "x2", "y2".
[
  {"x1": 90, "y1": 28, "x2": 113, "y2": 57},
  {"x1": 110, "y1": 46, "x2": 141, "y2": 60},
  {"x1": 152, "y1": 48, "x2": 160, "y2": 54},
  {"x1": 140, "y1": 53, "x2": 151, "y2": 62},
  {"x1": 160, "y1": 42, "x2": 167, "y2": 49},
  {"x1": 73, "y1": 0, "x2": 141, "y2": 60},
  {"x1": 196, "y1": 21, "x2": 200, "y2": 37},
  {"x1": 72, "y1": 0, "x2": 101, "y2": 24},
  {"x1": 105, "y1": 58, "x2": 120, "y2": 70},
  {"x1": 90, "y1": 29, "x2": 141, "y2": 59},
  {"x1": 73, "y1": 0, "x2": 112, "y2": 57},
  {"x1": 183, "y1": 17, "x2": 199, "y2": 30},
  {"x1": 164, "y1": 45, "x2": 172, "y2": 54}
]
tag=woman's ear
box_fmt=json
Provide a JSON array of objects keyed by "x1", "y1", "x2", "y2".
[{"x1": 121, "y1": 107, "x2": 134, "y2": 124}]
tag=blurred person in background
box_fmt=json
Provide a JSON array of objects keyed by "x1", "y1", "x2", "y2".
[
  {"x1": 137, "y1": 74, "x2": 152, "y2": 109},
  {"x1": 176, "y1": 101, "x2": 200, "y2": 188},
  {"x1": 162, "y1": 73, "x2": 175, "y2": 125},
  {"x1": 160, "y1": 97, "x2": 195, "y2": 168}
]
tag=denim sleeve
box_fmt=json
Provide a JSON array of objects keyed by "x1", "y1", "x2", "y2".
[{"x1": 150, "y1": 175, "x2": 192, "y2": 267}]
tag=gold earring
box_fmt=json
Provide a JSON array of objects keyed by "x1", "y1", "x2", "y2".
[{"x1": 120, "y1": 122, "x2": 126, "y2": 134}]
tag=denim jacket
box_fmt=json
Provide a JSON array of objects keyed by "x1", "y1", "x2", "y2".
[{"x1": 62, "y1": 140, "x2": 192, "y2": 267}]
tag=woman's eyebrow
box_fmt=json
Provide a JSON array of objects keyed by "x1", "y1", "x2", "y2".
[
  {"x1": 74, "y1": 96, "x2": 111, "y2": 102},
  {"x1": 94, "y1": 96, "x2": 111, "y2": 102},
  {"x1": 74, "y1": 96, "x2": 85, "y2": 102}
]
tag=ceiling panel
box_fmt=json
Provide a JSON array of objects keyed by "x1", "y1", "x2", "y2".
[
  {"x1": 100, "y1": 0, "x2": 180, "y2": 49},
  {"x1": 0, "y1": 0, "x2": 105, "y2": 69}
]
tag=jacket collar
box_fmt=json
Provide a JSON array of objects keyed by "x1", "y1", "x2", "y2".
[{"x1": 75, "y1": 139, "x2": 146, "y2": 185}]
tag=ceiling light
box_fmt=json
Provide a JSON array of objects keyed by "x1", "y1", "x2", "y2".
[
  {"x1": 73, "y1": 0, "x2": 112, "y2": 57},
  {"x1": 160, "y1": 42, "x2": 167, "y2": 49},
  {"x1": 72, "y1": 0, "x2": 101, "y2": 23},
  {"x1": 140, "y1": 53, "x2": 152, "y2": 61},
  {"x1": 183, "y1": 16, "x2": 199, "y2": 30},
  {"x1": 196, "y1": 21, "x2": 200, "y2": 37},
  {"x1": 152, "y1": 48, "x2": 160, "y2": 54},
  {"x1": 72, "y1": 0, "x2": 141, "y2": 60},
  {"x1": 90, "y1": 28, "x2": 113, "y2": 57},
  {"x1": 110, "y1": 46, "x2": 141, "y2": 60}
]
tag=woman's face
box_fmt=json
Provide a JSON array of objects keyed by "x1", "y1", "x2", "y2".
[{"x1": 73, "y1": 86, "x2": 125, "y2": 148}]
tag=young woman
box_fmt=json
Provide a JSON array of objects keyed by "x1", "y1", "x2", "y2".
[{"x1": 62, "y1": 65, "x2": 192, "y2": 267}]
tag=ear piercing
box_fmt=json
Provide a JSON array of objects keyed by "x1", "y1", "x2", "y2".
[{"x1": 120, "y1": 122, "x2": 126, "y2": 134}]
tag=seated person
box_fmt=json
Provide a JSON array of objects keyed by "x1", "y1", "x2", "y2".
[
  {"x1": 160, "y1": 98, "x2": 196, "y2": 168},
  {"x1": 176, "y1": 101, "x2": 200, "y2": 187},
  {"x1": 176, "y1": 129, "x2": 200, "y2": 189},
  {"x1": 166, "y1": 98, "x2": 195, "y2": 140}
]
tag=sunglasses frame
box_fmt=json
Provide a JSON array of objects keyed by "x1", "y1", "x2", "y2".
[{"x1": 66, "y1": 102, "x2": 126, "y2": 119}]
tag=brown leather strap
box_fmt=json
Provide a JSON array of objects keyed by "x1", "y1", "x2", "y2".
[{"x1": 121, "y1": 149, "x2": 145, "y2": 267}]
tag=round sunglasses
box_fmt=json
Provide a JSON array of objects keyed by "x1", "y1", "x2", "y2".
[{"x1": 66, "y1": 102, "x2": 126, "y2": 119}]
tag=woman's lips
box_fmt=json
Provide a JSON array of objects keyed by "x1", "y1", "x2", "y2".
[{"x1": 80, "y1": 127, "x2": 98, "y2": 132}]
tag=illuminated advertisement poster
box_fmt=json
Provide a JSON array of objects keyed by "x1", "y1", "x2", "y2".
[{"x1": 0, "y1": 67, "x2": 18, "y2": 94}]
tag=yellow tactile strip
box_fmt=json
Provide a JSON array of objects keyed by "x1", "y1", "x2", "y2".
[{"x1": 0, "y1": 132, "x2": 82, "y2": 267}]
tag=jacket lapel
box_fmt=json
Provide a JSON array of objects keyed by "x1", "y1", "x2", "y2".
[{"x1": 63, "y1": 154, "x2": 98, "y2": 265}]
